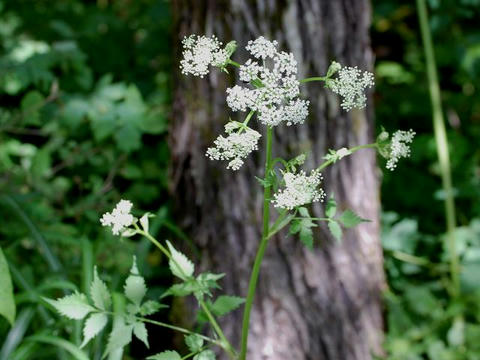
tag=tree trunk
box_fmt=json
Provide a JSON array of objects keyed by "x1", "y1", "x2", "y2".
[{"x1": 170, "y1": 1, "x2": 384, "y2": 359}]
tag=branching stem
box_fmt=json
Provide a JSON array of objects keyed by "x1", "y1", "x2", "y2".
[{"x1": 239, "y1": 126, "x2": 273, "y2": 360}]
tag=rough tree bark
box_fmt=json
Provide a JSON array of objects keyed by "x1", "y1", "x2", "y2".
[{"x1": 170, "y1": 1, "x2": 384, "y2": 359}]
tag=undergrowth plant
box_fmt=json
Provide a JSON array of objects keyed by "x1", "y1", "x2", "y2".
[{"x1": 46, "y1": 35, "x2": 415, "y2": 360}]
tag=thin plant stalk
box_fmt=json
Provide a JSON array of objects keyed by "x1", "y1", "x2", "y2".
[
  {"x1": 239, "y1": 126, "x2": 274, "y2": 360},
  {"x1": 416, "y1": 0, "x2": 460, "y2": 296}
]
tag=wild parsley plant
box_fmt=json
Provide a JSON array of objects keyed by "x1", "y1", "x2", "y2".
[{"x1": 47, "y1": 35, "x2": 415, "y2": 360}]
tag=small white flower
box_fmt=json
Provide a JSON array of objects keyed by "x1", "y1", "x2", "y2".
[
  {"x1": 226, "y1": 85, "x2": 258, "y2": 112},
  {"x1": 245, "y1": 37, "x2": 278, "y2": 59},
  {"x1": 386, "y1": 129, "x2": 415, "y2": 170},
  {"x1": 272, "y1": 170, "x2": 326, "y2": 210},
  {"x1": 100, "y1": 200, "x2": 135, "y2": 235},
  {"x1": 206, "y1": 122, "x2": 261, "y2": 170},
  {"x1": 329, "y1": 65, "x2": 374, "y2": 111},
  {"x1": 180, "y1": 34, "x2": 227, "y2": 78},
  {"x1": 227, "y1": 37, "x2": 308, "y2": 127},
  {"x1": 239, "y1": 59, "x2": 262, "y2": 82},
  {"x1": 282, "y1": 99, "x2": 310, "y2": 126}
]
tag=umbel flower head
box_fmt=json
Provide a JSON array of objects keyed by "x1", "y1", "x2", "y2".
[
  {"x1": 227, "y1": 36, "x2": 310, "y2": 127},
  {"x1": 327, "y1": 62, "x2": 375, "y2": 111},
  {"x1": 100, "y1": 200, "x2": 134, "y2": 235},
  {"x1": 272, "y1": 170, "x2": 326, "y2": 210},
  {"x1": 385, "y1": 129, "x2": 416, "y2": 170},
  {"x1": 206, "y1": 121, "x2": 261, "y2": 170},
  {"x1": 180, "y1": 35, "x2": 229, "y2": 77}
]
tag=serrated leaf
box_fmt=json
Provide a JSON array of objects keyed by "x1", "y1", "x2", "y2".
[
  {"x1": 81, "y1": 313, "x2": 108, "y2": 348},
  {"x1": 194, "y1": 272, "x2": 225, "y2": 299},
  {"x1": 325, "y1": 195, "x2": 337, "y2": 218},
  {"x1": 289, "y1": 219, "x2": 301, "y2": 234},
  {"x1": 328, "y1": 221, "x2": 343, "y2": 242},
  {"x1": 194, "y1": 350, "x2": 216, "y2": 360},
  {"x1": 299, "y1": 225, "x2": 314, "y2": 250},
  {"x1": 124, "y1": 257, "x2": 147, "y2": 306},
  {"x1": 211, "y1": 296, "x2": 245, "y2": 317},
  {"x1": 0, "y1": 247, "x2": 15, "y2": 325},
  {"x1": 166, "y1": 241, "x2": 194, "y2": 280},
  {"x1": 139, "y1": 300, "x2": 166, "y2": 316},
  {"x1": 90, "y1": 267, "x2": 111, "y2": 311},
  {"x1": 147, "y1": 350, "x2": 182, "y2": 360},
  {"x1": 162, "y1": 282, "x2": 196, "y2": 298},
  {"x1": 44, "y1": 292, "x2": 94, "y2": 320},
  {"x1": 103, "y1": 319, "x2": 133, "y2": 359},
  {"x1": 338, "y1": 210, "x2": 369, "y2": 228},
  {"x1": 185, "y1": 334, "x2": 204, "y2": 353},
  {"x1": 133, "y1": 321, "x2": 149, "y2": 348},
  {"x1": 298, "y1": 207, "x2": 309, "y2": 218}
]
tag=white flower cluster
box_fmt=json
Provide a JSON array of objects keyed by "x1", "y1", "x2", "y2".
[
  {"x1": 329, "y1": 65, "x2": 374, "y2": 111},
  {"x1": 272, "y1": 170, "x2": 326, "y2": 210},
  {"x1": 206, "y1": 122, "x2": 261, "y2": 170},
  {"x1": 180, "y1": 35, "x2": 228, "y2": 78},
  {"x1": 386, "y1": 129, "x2": 415, "y2": 170},
  {"x1": 227, "y1": 36, "x2": 309, "y2": 127},
  {"x1": 100, "y1": 200, "x2": 135, "y2": 235}
]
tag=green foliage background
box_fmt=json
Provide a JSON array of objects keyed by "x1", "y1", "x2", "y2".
[{"x1": 0, "y1": 0, "x2": 479, "y2": 358}]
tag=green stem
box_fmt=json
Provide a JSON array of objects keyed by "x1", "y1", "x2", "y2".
[
  {"x1": 317, "y1": 143, "x2": 377, "y2": 172},
  {"x1": 416, "y1": 0, "x2": 459, "y2": 296},
  {"x1": 239, "y1": 126, "x2": 274, "y2": 360},
  {"x1": 227, "y1": 59, "x2": 241, "y2": 68},
  {"x1": 133, "y1": 315, "x2": 220, "y2": 346},
  {"x1": 137, "y1": 227, "x2": 236, "y2": 357},
  {"x1": 199, "y1": 301, "x2": 236, "y2": 359},
  {"x1": 300, "y1": 76, "x2": 326, "y2": 83},
  {"x1": 137, "y1": 227, "x2": 171, "y2": 260}
]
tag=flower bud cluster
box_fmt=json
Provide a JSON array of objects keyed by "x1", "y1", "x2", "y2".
[
  {"x1": 180, "y1": 35, "x2": 229, "y2": 78},
  {"x1": 227, "y1": 36, "x2": 310, "y2": 127},
  {"x1": 100, "y1": 200, "x2": 134, "y2": 235},
  {"x1": 328, "y1": 64, "x2": 374, "y2": 111},
  {"x1": 206, "y1": 122, "x2": 261, "y2": 170},
  {"x1": 272, "y1": 170, "x2": 326, "y2": 210},
  {"x1": 386, "y1": 129, "x2": 415, "y2": 170}
]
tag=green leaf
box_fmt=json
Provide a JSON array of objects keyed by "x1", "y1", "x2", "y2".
[
  {"x1": 90, "y1": 267, "x2": 111, "y2": 311},
  {"x1": 338, "y1": 210, "x2": 369, "y2": 228},
  {"x1": 325, "y1": 195, "x2": 337, "y2": 218},
  {"x1": 289, "y1": 219, "x2": 301, "y2": 235},
  {"x1": 194, "y1": 350, "x2": 216, "y2": 360},
  {"x1": 124, "y1": 257, "x2": 147, "y2": 306},
  {"x1": 147, "y1": 350, "x2": 182, "y2": 360},
  {"x1": 114, "y1": 123, "x2": 142, "y2": 153},
  {"x1": 140, "y1": 213, "x2": 154, "y2": 233},
  {"x1": 298, "y1": 207, "x2": 309, "y2": 218},
  {"x1": 447, "y1": 317, "x2": 465, "y2": 346},
  {"x1": 211, "y1": 295, "x2": 245, "y2": 317},
  {"x1": 21, "y1": 90, "x2": 45, "y2": 125},
  {"x1": 166, "y1": 241, "x2": 194, "y2": 280},
  {"x1": 27, "y1": 334, "x2": 89, "y2": 360},
  {"x1": 328, "y1": 221, "x2": 343, "y2": 242},
  {"x1": 185, "y1": 334, "x2": 204, "y2": 353},
  {"x1": 44, "y1": 292, "x2": 94, "y2": 320},
  {"x1": 81, "y1": 313, "x2": 108, "y2": 348},
  {"x1": 133, "y1": 321, "x2": 149, "y2": 348},
  {"x1": 139, "y1": 300, "x2": 166, "y2": 316},
  {"x1": 0, "y1": 247, "x2": 15, "y2": 325},
  {"x1": 104, "y1": 319, "x2": 133, "y2": 359},
  {"x1": 162, "y1": 282, "x2": 196, "y2": 298},
  {"x1": 299, "y1": 225, "x2": 314, "y2": 250},
  {"x1": 194, "y1": 272, "x2": 225, "y2": 299}
]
